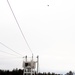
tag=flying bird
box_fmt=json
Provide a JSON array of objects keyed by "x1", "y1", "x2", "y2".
[{"x1": 47, "y1": 5, "x2": 49, "y2": 6}]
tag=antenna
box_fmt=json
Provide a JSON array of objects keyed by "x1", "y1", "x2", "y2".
[{"x1": 37, "y1": 56, "x2": 39, "y2": 74}]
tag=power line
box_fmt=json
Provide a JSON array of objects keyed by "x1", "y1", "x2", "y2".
[
  {"x1": 7, "y1": 0, "x2": 33, "y2": 55},
  {"x1": 0, "y1": 42, "x2": 23, "y2": 56},
  {"x1": 0, "y1": 49, "x2": 17, "y2": 56},
  {"x1": 0, "y1": 53, "x2": 23, "y2": 59},
  {"x1": 0, "y1": 50, "x2": 23, "y2": 58}
]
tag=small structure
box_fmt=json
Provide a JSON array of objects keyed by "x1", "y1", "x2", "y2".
[{"x1": 23, "y1": 55, "x2": 39, "y2": 75}]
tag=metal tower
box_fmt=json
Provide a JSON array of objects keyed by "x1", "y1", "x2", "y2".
[{"x1": 23, "y1": 55, "x2": 39, "y2": 75}]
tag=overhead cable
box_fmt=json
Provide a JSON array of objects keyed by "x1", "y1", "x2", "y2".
[
  {"x1": 7, "y1": 0, "x2": 33, "y2": 55},
  {"x1": 0, "y1": 42, "x2": 23, "y2": 56},
  {"x1": 0, "y1": 49, "x2": 17, "y2": 56}
]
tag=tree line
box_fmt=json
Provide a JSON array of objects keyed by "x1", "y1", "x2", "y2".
[{"x1": 0, "y1": 69, "x2": 73, "y2": 75}]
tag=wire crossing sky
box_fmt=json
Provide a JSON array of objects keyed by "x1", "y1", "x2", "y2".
[
  {"x1": 0, "y1": 42, "x2": 22, "y2": 56},
  {"x1": 7, "y1": 0, "x2": 33, "y2": 55},
  {"x1": 0, "y1": 49, "x2": 17, "y2": 56}
]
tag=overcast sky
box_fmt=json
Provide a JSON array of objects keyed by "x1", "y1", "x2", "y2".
[{"x1": 0, "y1": 0, "x2": 75, "y2": 74}]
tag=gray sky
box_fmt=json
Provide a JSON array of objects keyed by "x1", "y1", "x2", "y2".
[{"x1": 0, "y1": 0, "x2": 75, "y2": 73}]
